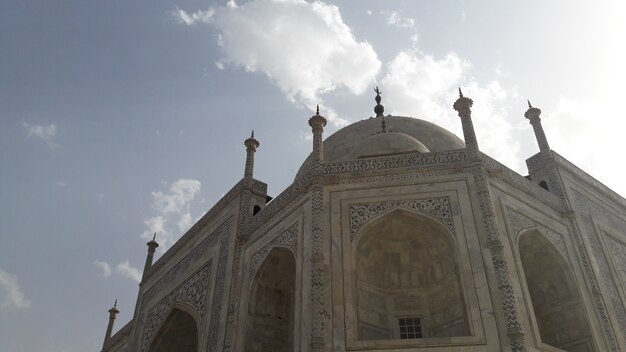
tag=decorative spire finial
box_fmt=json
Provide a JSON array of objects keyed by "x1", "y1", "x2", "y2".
[
  {"x1": 152, "y1": 232, "x2": 156, "y2": 241},
  {"x1": 114, "y1": 299, "x2": 117, "y2": 308},
  {"x1": 251, "y1": 130, "x2": 254, "y2": 138},
  {"x1": 459, "y1": 87, "x2": 463, "y2": 98},
  {"x1": 316, "y1": 104, "x2": 319, "y2": 116},
  {"x1": 374, "y1": 86, "x2": 384, "y2": 117},
  {"x1": 528, "y1": 100, "x2": 532, "y2": 109}
]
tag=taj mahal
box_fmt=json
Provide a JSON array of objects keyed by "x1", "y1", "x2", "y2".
[{"x1": 98, "y1": 88, "x2": 626, "y2": 352}]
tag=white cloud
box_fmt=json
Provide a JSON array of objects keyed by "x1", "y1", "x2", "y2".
[
  {"x1": 117, "y1": 260, "x2": 142, "y2": 283},
  {"x1": 0, "y1": 268, "x2": 31, "y2": 309},
  {"x1": 141, "y1": 179, "x2": 202, "y2": 249},
  {"x1": 174, "y1": 7, "x2": 215, "y2": 25},
  {"x1": 382, "y1": 49, "x2": 521, "y2": 171},
  {"x1": 151, "y1": 179, "x2": 201, "y2": 215},
  {"x1": 55, "y1": 181, "x2": 67, "y2": 188},
  {"x1": 93, "y1": 260, "x2": 111, "y2": 278},
  {"x1": 22, "y1": 122, "x2": 58, "y2": 148},
  {"x1": 382, "y1": 10, "x2": 415, "y2": 29},
  {"x1": 175, "y1": 0, "x2": 381, "y2": 126}
]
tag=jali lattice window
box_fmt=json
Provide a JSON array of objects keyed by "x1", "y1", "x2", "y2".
[{"x1": 399, "y1": 317, "x2": 422, "y2": 339}]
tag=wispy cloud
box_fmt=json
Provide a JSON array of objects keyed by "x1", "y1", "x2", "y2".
[
  {"x1": 174, "y1": 0, "x2": 381, "y2": 127},
  {"x1": 174, "y1": 7, "x2": 215, "y2": 25},
  {"x1": 141, "y1": 179, "x2": 202, "y2": 249},
  {"x1": 117, "y1": 260, "x2": 141, "y2": 283},
  {"x1": 0, "y1": 268, "x2": 31, "y2": 309},
  {"x1": 22, "y1": 122, "x2": 58, "y2": 149},
  {"x1": 93, "y1": 260, "x2": 111, "y2": 278},
  {"x1": 382, "y1": 10, "x2": 415, "y2": 29}
]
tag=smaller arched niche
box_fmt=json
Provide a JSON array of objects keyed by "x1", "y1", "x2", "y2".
[
  {"x1": 353, "y1": 210, "x2": 469, "y2": 341},
  {"x1": 519, "y1": 231, "x2": 595, "y2": 351},
  {"x1": 245, "y1": 247, "x2": 296, "y2": 352},
  {"x1": 148, "y1": 308, "x2": 198, "y2": 352}
]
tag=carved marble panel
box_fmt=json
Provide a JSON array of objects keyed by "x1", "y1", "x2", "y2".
[
  {"x1": 506, "y1": 208, "x2": 567, "y2": 258},
  {"x1": 141, "y1": 262, "x2": 212, "y2": 351},
  {"x1": 349, "y1": 197, "x2": 453, "y2": 241},
  {"x1": 572, "y1": 190, "x2": 626, "y2": 340},
  {"x1": 606, "y1": 234, "x2": 626, "y2": 289},
  {"x1": 249, "y1": 222, "x2": 299, "y2": 279}
]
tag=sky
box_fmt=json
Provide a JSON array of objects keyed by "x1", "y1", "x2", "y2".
[{"x1": 1, "y1": 0, "x2": 625, "y2": 351}]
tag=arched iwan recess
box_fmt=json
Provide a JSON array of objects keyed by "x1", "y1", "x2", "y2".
[
  {"x1": 245, "y1": 247, "x2": 296, "y2": 352},
  {"x1": 148, "y1": 308, "x2": 198, "y2": 352},
  {"x1": 519, "y1": 231, "x2": 595, "y2": 351},
  {"x1": 354, "y1": 209, "x2": 469, "y2": 340}
]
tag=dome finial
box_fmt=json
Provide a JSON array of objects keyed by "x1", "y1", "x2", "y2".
[
  {"x1": 458, "y1": 87, "x2": 463, "y2": 98},
  {"x1": 152, "y1": 232, "x2": 156, "y2": 241},
  {"x1": 114, "y1": 299, "x2": 117, "y2": 308},
  {"x1": 374, "y1": 86, "x2": 384, "y2": 117},
  {"x1": 316, "y1": 104, "x2": 320, "y2": 116},
  {"x1": 251, "y1": 130, "x2": 254, "y2": 138},
  {"x1": 527, "y1": 100, "x2": 532, "y2": 109}
]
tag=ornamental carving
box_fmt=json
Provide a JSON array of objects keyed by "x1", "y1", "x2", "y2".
[
  {"x1": 143, "y1": 221, "x2": 231, "y2": 305},
  {"x1": 572, "y1": 190, "x2": 626, "y2": 345},
  {"x1": 249, "y1": 223, "x2": 299, "y2": 278},
  {"x1": 607, "y1": 234, "x2": 626, "y2": 289},
  {"x1": 350, "y1": 197, "x2": 453, "y2": 241},
  {"x1": 506, "y1": 209, "x2": 567, "y2": 258},
  {"x1": 139, "y1": 220, "x2": 232, "y2": 352},
  {"x1": 141, "y1": 262, "x2": 212, "y2": 351},
  {"x1": 323, "y1": 150, "x2": 468, "y2": 174}
]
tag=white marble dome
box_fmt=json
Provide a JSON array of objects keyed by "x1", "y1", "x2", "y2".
[
  {"x1": 296, "y1": 115, "x2": 465, "y2": 178},
  {"x1": 348, "y1": 131, "x2": 430, "y2": 159}
]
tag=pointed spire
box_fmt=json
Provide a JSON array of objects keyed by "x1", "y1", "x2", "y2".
[
  {"x1": 143, "y1": 234, "x2": 160, "y2": 278},
  {"x1": 374, "y1": 86, "x2": 384, "y2": 117},
  {"x1": 453, "y1": 87, "x2": 478, "y2": 158},
  {"x1": 244, "y1": 130, "x2": 260, "y2": 179},
  {"x1": 308, "y1": 105, "x2": 327, "y2": 164},
  {"x1": 104, "y1": 299, "x2": 120, "y2": 347},
  {"x1": 524, "y1": 100, "x2": 550, "y2": 152}
]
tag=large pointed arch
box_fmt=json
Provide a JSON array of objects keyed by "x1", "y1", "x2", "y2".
[
  {"x1": 147, "y1": 305, "x2": 199, "y2": 352},
  {"x1": 245, "y1": 247, "x2": 296, "y2": 352},
  {"x1": 518, "y1": 230, "x2": 595, "y2": 351},
  {"x1": 352, "y1": 209, "x2": 470, "y2": 340}
]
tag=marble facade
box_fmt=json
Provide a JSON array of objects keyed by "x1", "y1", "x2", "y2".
[{"x1": 100, "y1": 93, "x2": 626, "y2": 352}]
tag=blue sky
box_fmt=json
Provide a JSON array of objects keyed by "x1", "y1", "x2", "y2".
[{"x1": 1, "y1": 1, "x2": 624, "y2": 351}]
